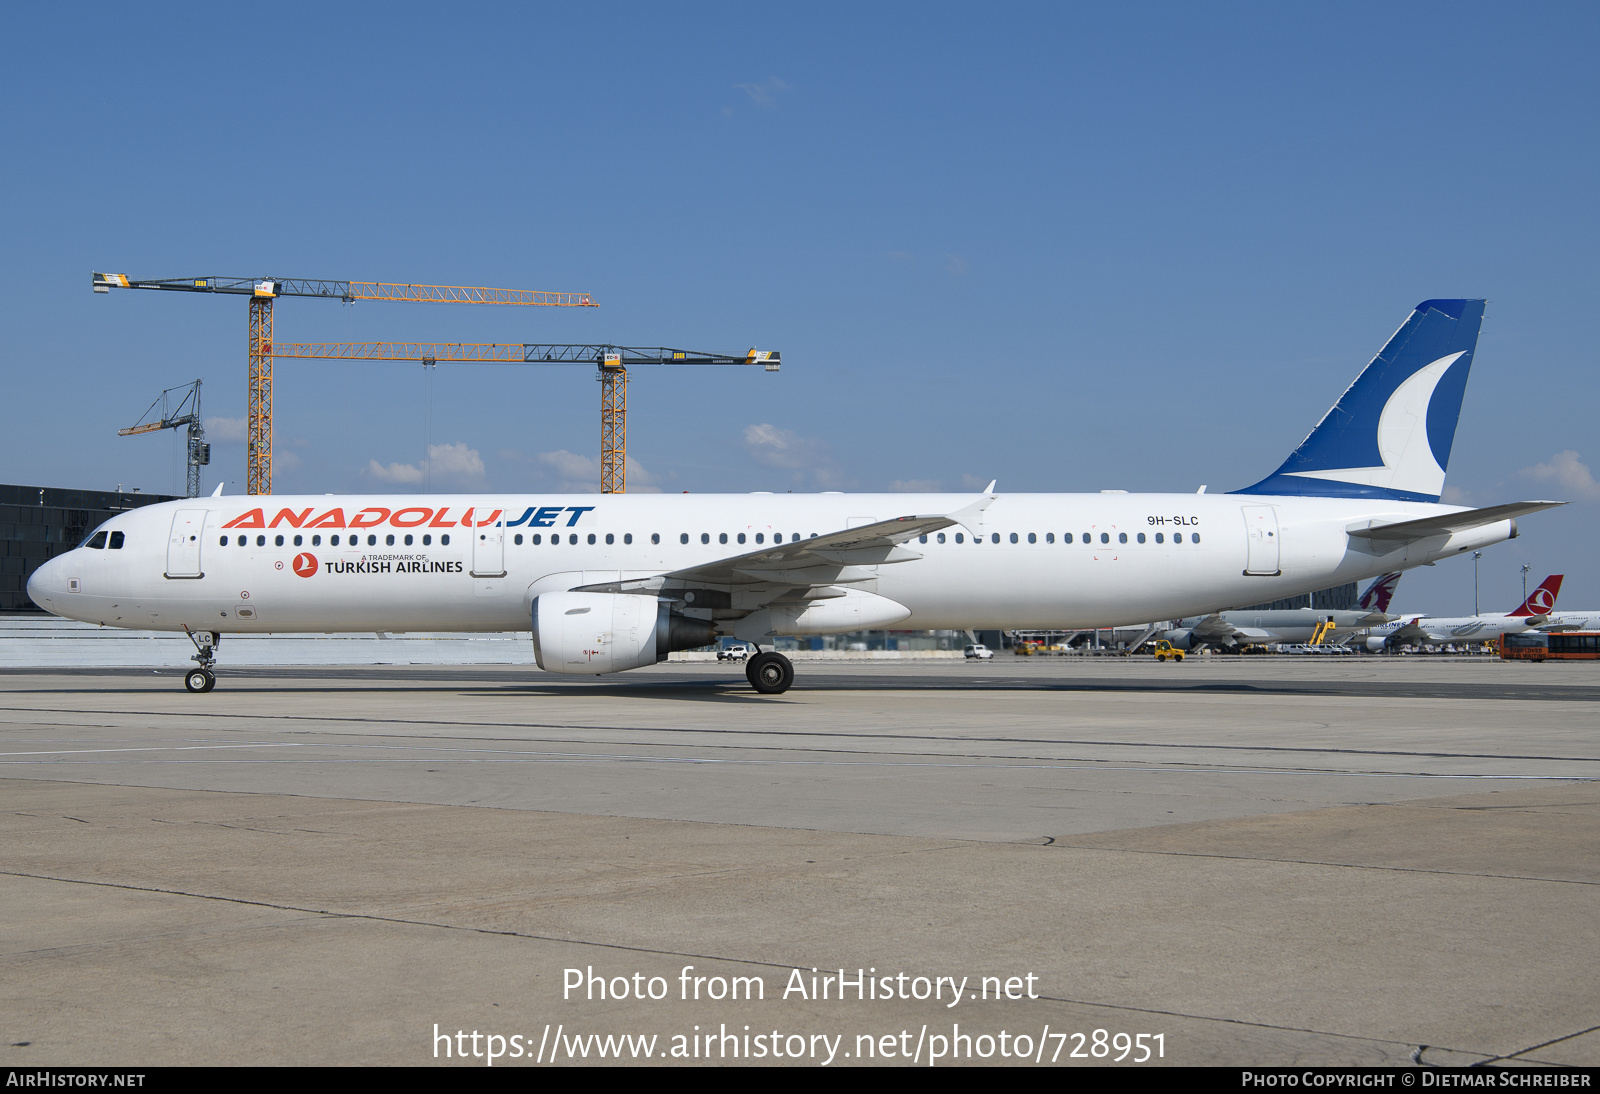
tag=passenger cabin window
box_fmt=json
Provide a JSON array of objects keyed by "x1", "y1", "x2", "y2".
[
  {"x1": 276, "y1": 535, "x2": 285, "y2": 546},
  {"x1": 756, "y1": 533, "x2": 765, "y2": 544},
  {"x1": 1100, "y1": 533, "x2": 1109, "y2": 544},
  {"x1": 680, "y1": 533, "x2": 688, "y2": 544},
  {"x1": 386, "y1": 534, "x2": 395, "y2": 546},
  {"x1": 588, "y1": 534, "x2": 597, "y2": 545},
  {"x1": 238, "y1": 535, "x2": 247, "y2": 546},
  {"x1": 1137, "y1": 533, "x2": 1145, "y2": 543},
  {"x1": 1010, "y1": 533, "x2": 1018, "y2": 543},
  {"x1": 719, "y1": 533, "x2": 728, "y2": 544},
  {"x1": 294, "y1": 535, "x2": 303, "y2": 546},
  {"x1": 624, "y1": 534, "x2": 632, "y2": 544},
  {"x1": 605, "y1": 533, "x2": 614, "y2": 545},
  {"x1": 532, "y1": 534, "x2": 542, "y2": 545},
  {"x1": 1046, "y1": 533, "x2": 1055, "y2": 543},
  {"x1": 403, "y1": 535, "x2": 412, "y2": 546},
  {"x1": 955, "y1": 533, "x2": 964, "y2": 543},
  {"x1": 1119, "y1": 533, "x2": 1127, "y2": 544},
  {"x1": 991, "y1": 533, "x2": 1000, "y2": 544},
  {"x1": 313, "y1": 535, "x2": 322, "y2": 546},
  {"x1": 568, "y1": 534, "x2": 576, "y2": 545},
  {"x1": 919, "y1": 535, "x2": 927, "y2": 544},
  {"x1": 441, "y1": 534, "x2": 451, "y2": 546},
  {"x1": 256, "y1": 535, "x2": 266, "y2": 547},
  {"x1": 936, "y1": 533, "x2": 946, "y2": 543},
  {"x1": 1155, "y1": 533, "x2": 1163, "y2": 543},
  {"x1": 1027, "y1": 533, "x2": 1036, "y2": 544},
  {"x1": 420, "y1": 535, "x2": 429, "y2": 546}
]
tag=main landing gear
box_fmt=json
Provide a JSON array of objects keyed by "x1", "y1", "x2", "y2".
[
  {"x1": 745, "y1": 650, "x2": 794, "y2": 695},
  {"x1": 181, "y1": 626, "x2": 220, "y2": 693}
]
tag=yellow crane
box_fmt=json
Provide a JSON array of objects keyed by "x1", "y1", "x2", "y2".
[
  {"x1": 92, "y1": 273, "x2": 595, "y2": 494},
  {"x1": 268, "y1": 342, "x2": 780, "y2": 493}
]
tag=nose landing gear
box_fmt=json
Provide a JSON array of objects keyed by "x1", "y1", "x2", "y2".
[{"x1": 181, "y1": 625, "x2": 220, "y2": 693}]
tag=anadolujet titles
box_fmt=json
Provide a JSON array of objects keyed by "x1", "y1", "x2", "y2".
[{"x1": 30, "y1": 299, "x2": 1562, "y2": 693}]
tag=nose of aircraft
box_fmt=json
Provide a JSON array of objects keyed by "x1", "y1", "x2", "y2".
[{"x1": 26, "y1": 555, "x2": 62, "y2": 612}]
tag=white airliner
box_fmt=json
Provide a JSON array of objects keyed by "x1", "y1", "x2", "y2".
[
  {"x1": 28, "y1": 299, "x2": 1563, "y2": 694},
  {"x1": 1161, "y1": 571, "x2": 1402, "y2": 651},
  {"x1": 1363, "y1": 575, "x2": 1564, "y2": 650}
]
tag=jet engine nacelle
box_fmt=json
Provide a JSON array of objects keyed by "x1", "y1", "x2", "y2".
[
  {"x1": 532, "y1": 591, "x2": 716, "y2": 675},
  {"x1": 1163, "y1": 629, "x2": 1195, "y2": 651},
  {"x1": 1365, "y1": 636, "x2": 1389, "y2": 653}
]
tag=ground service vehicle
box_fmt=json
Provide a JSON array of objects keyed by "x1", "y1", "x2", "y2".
[
  {"x1": 1152, "y1": 640, "x2": 1185, "y2": 662},
  {"x1": 1499, "y1": 632, "x2": 1600, "y2": 661}
]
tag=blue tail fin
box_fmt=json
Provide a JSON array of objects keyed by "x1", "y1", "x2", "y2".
[{"x1": 1234, "y1": 299, "x2": 1485, "y2": 501}]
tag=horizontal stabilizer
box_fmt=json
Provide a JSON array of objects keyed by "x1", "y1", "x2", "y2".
[{"x1": 1346, "y1": 501, "x2": 1565, "y2": 543}]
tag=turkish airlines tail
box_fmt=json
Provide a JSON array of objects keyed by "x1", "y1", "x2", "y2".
[{"x1": 1509, "y1": 575, "x2": 1563, "y2": 617}]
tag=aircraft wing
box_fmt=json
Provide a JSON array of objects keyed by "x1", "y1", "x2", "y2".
[
  {"x1": 573, "y1": 485, "x2": 997, "y2": 607},
  {"x1": 1346, "y1": 501, "x2": 1565, "y2": 544},
  {"x1": 1385, "y1": 616, "x2": 1431, "y2": 641},
  {"x1": 1185, "y1": 615, "x2": 1274, "y2": 642}
]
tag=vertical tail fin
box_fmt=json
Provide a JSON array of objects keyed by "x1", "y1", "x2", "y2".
[
  {"x1": 1234, "y1": 299, "x2": 1485, "y2": 501},
  {"x1": 1509, "y1": 575, "x2": 1562, "y2": 617},
  {"x1": 1357, "y1": 572, "x2": 1403, "y2": 613}
]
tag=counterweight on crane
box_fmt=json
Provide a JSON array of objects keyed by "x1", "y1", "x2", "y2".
[
  {"x1": 118, "y1": 379, "x2": 209, "y2": 498},
  {"x1": 268, "y1": 342, "x2": 781, "y2": 493},
  {"x1": 92, "y1": 272, "x2": 596, "y2": 495}
]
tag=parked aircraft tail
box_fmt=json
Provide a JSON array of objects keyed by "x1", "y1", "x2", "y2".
[
  {"x1": 1357, "y1": 572, "x2": 1403, "y2": 614},
  {"x1": 1509, "y1": 575, "x2": 1563, "y2": 617},
  {"x1": 1235, "y1": 299, "x2": 1486, "y2": 502}
]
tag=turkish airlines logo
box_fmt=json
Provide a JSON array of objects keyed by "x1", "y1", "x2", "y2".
[
  {"x1": 292, "y1": 553, "x2": 318, "y2": 578},
  {"x1": 1527, "y1": 587, "x2": 1556, "y2": 612}
]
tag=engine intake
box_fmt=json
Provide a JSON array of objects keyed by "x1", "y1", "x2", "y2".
[{"x1": 531, "y1": 591, "x2": 716, "y2": 674}]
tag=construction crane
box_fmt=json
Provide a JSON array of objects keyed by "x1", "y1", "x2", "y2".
[
  {"x1": 269, "y1": 342, "x2": 781, "y2": 493},
  {"x1": 118, "y1": 379, "x2": 209, "y2": 498},
  {"x1": 92, "y1": 272, "x2": 596, "y2": 495}
]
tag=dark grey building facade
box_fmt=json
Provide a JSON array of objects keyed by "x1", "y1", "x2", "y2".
[{"x1": 0, "y1": 484, "x2": 180, "y2": 611}]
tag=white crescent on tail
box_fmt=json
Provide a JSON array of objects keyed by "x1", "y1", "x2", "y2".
[{"x1": 1285, "y1": 351, "x2": 1465, "y2": 496}]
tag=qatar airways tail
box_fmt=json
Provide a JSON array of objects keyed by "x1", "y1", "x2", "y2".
[{"x1": 29, "y1": 299, "x2": 1563, "y2": 694}]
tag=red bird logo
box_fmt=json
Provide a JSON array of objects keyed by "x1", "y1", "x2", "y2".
[{"x1": 292, "y1": 553, "x2": 318, "y2": 578}]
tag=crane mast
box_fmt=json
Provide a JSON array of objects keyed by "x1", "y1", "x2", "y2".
[
  {"x1": 93, "y1": 272, "x2": 596, "y2": 494},
  {"x1": 118, "y1": 379, "x2": 209, "y2": 498},
  {"x1": 267, "y1": 342, "x2": 781, "y2": 493}
]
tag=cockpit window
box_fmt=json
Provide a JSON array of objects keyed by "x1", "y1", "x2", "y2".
[
  {"x1": 109, "y1": 531, "x2": 125, "y2": 549},
  {"x1": 86, "y1": 531, "x2": 108, "y2": 549}
]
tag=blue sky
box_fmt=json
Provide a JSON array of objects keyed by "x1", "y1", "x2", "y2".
[{"x1": 2, "y1": 3, "x2": 1596, "y2": 614}]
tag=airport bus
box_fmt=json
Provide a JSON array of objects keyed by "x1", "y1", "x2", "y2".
[{"x1": 1498, "y1": 631, "x2": 1600, "y2": 661}]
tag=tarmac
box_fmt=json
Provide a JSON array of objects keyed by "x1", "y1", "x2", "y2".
[{"x1": 1, "y1": 653, "x2": 1596, "y2": 1067}]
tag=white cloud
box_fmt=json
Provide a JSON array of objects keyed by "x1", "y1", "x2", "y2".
[
  {"x1": 428, "y1": 442, "x2": 485, "y2": 481},
  {"x1": 365, "y1": 442, "x2": 485, "y2": 488},
  {"x1": 741, "y1": 424, "x2": 847, "y2": 489},
  {"x1": 368, "y1": 459, "x2": 423, "y2": 484},
  {"x1": 1441, "y1": 484, "x2": 1475, "y2": 506},
  {"x1": 1517, "y1": 450, "x2": 1600, "y2": 502},
  {"x1": 205, "y1": 416, "x2": 248, "y2": 443},
  {"x1": 743, "y1": 423, "x2": 824, "y2": 469},
  {"x1": 734, "y1": 77, "x2": 789, "y2": 107},
  {"x1": 498, "y1": 449, "x2": 663, "y2": 493}
]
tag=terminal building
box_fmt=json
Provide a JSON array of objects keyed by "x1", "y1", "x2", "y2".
[{"x1": 0, "y1": 484, "x2": 179, "y2": 611}]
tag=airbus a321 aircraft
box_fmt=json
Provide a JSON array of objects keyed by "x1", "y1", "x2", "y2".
[
  {"x1": 29, "y1": 299, "x2": 1563, "y2": 694},
  {"x1": 1363, "y1": 575, "x2": 1564, "y2": 651}
]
